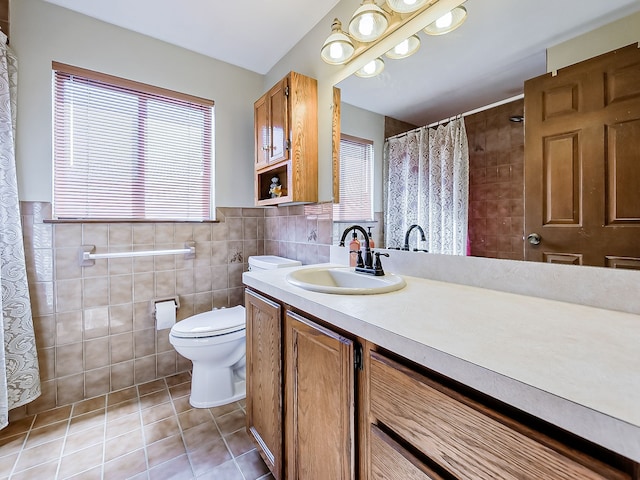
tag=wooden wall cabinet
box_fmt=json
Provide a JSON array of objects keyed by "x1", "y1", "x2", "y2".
[{"x1": 254, "y1": 71, "x2": 318, "y2": 206}]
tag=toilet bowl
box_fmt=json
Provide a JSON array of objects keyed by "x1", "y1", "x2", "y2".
[{"x1": 169, "y1": 255, "x2": 301, "y2": 408}]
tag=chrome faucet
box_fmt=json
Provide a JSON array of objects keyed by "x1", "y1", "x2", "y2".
[
  {"x1": 403, "y1": 224, "x2": 427, "y2": 251},
  {"x1": 339, "y1": 225, "x2": 386, "y2": 276}
]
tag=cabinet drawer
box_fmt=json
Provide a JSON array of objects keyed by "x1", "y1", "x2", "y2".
[
  {"x1": 369, "y1": 351, "x2": 628, "y2": 480},
  {"x1": 370, "y1": 424, "x2": 443, "y2": 480}
]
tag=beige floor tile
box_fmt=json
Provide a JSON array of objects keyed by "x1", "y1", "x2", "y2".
[
  {"x1": 67, "y1": 409, "x2": 106, "y2": 436},
  {"x1": 0, "y1": 452, "x2": 18, "y2": 477},
  {"x1": 144, "y1": 416, "x2": 180, "y2": 445},
  {"x1": 196, "y1": 459, "x2": 244, "y2": 480},
  {"x1": 165, "y1": 372, "x2": 191, "y2": 387},
  {"x1": 171, "y1": 396, "x2": 192, "y2": 414},
  {"x1": 0, "y1": 433, "x2": 27, "y2": 457},
  {"x1": 148, "y1": 453, "x2": 193, "y2": 480},
  {"x1": 31, "y1": 405, "x2": 72, "y2": 429},
  {"x1": 168, "y1": 383, "x2": 190, "y2": 400},
  {"x1": 106, "y1": 398, "x2": 139, "y2": 422},
  {"x1": 139, "y1": 390, "x2": 171, "y2": 410},
  {"x1": 187, "y1": 437, "x2": 230, "y2": 477},
  {"x1": 23, "y1": 420, "x2": 68, "y2": 449},
  {"x1": 177, "y1": 408, "x2": 212, "y2": 431},
  {"x1": 0, "y1": 417, "x2": 34, "y2": 438},
  {"x1": 107, "y1": 386, "x2": 138, "y2": 406},
  {"x1": 141, "y1": 402, "x2": 174, "y2": 425},
  {"x1": 63, "y1": 465, "x2": 103, "y2": 479},
  {"x1": 13, "y1": 437, "x2": 63, "y2": 473},
  {"x1": 63, "y1": 424, "x2": 105, "y2": 455},
  {"x1": 104, "y1": 428, "x2": 143, "y2": 463},
  {"x1": 72, "y1": 396, "x2": 106, "y2": 417},
  {"x1": 236, "y1": 450, "x2": 270, "y2": 480},
  {"x1": 215, "y1": 410, "x2": 245, "y2": 436},
  {"x1": 103, "y1": 448, "x2": 147, "y2": 480},
  {"x1": 10, "y1": 458, "x2": 59, "y2": 480},
  {"x1": 57, "y1": 442, "x2": 104, "y2": 479},
  {"x1": 225, "y1": 429, "x2": 255, "y2": 457},
  {"x1": 209, "y1": 402, "x2": 240, "y2": 419},
  {"x1": 137, "y1": 379, "x2": 166, "y2": 396},
  {"x1": 146, "y1": 434, "x2": 186, "y2": 468},
  {"x1": 181, "y1": 422, "x2": 221, "y2": 453},
  {"x1": 105, "y1": 411, "x2": 141, "y2": 439}
]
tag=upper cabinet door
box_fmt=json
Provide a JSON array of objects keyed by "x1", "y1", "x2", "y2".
[
  {"x1": 254, "y1": 93, "x2": 270, "y2": 170},
  {"x1": 268, "y1": 77, "x2": 289, "y2": 164}
]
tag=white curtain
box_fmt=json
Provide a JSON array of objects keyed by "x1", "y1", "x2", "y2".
[
  {"x1": 0, "y1": 31, "x2": 40, "y2": 429},
  {"x1": 384, "y1": 118, "x2": 469, "y2": 255}
]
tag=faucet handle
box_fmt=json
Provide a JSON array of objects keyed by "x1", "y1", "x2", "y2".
[{"x1": 373, "y1": 252, "x2": 389, "y2": 276}]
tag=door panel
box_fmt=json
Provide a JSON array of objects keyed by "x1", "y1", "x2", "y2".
[
  {"x1": 525, "y1": 43, "x2": 640, "y2": 266},
  {"x1": 285, "y1": 311, "x2": 354, "y2": 480}
]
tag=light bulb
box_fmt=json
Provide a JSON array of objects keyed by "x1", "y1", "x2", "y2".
[
  {"x1": 435, "y1": 11, "x2": 453, "y2": 29},
  {"x1": 358, "y1": 13, "x2": 374, "y2": 37},
  {"x1": 329, "y1": 43, "x2": 343, "y2": 60},
  {"x1": 394, "y1": 39, "x2": 409, "y2": 56},
  {"x1": 363, "y1": 60, "x2": 376, "y2": 75},
  {"x1": 404, "y1": 0, "x2": 417, "y2": 4}
]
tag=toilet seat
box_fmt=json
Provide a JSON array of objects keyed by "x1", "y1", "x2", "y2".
[{"x1": 171, "y1": 306, "x2": 245, "y2": 339}]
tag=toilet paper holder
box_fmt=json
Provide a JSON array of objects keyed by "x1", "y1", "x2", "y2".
[{"x1": 151, "y1": 296, "x2": 180, "y2": 317}]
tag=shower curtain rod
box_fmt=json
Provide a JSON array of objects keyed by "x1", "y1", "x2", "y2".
[{"x1": 388, "y1": 93, "x2": 524, "y2": 140}]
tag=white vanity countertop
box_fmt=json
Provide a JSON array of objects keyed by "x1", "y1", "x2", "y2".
[{"x1": 243, "y1": 264, "x2": 640, "y2": 462}]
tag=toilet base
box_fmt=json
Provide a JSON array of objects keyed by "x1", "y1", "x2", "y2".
[{"x1": 189, "y1": 363, "x2": 246, "y2": 408}]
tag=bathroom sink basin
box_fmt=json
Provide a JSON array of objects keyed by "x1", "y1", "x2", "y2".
[{"x1": 285, "y1": 267, "x2": 406, "y2": 295}]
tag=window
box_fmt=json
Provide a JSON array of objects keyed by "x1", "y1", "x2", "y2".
[
  {"x1": 333, "y1": 134, "x2": 373, "y2": 221},
  {"x1": 52, "y1": 62, "x2": 214, "y2": 220}
]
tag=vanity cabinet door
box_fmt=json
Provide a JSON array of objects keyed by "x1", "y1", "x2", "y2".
[
  {"x1": 284, "y1": 310, "x2": 355, "y2": 480},
  {"x1": 368, "y1": 351, "x2": 630, "y2": 480},
  {"x1": 245, "y1": 289, "x2": 283, "y2": 480}
]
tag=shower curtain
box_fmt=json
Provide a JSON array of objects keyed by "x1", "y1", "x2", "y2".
[
  {"x1": 384, "y1": 118, "x2": 469, "y2": 255},
  {"x1": 0, "y1": 31, "x2": 40, "y2": 429}
]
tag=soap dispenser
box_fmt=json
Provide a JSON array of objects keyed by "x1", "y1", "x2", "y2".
[
  {"x1": 367, "y1": 226, "x2": 375, "y2": 248},
  {"x1": 349, "y1": 231, "x2": 360, "y2": 267}
]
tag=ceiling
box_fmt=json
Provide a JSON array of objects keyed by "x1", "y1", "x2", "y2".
[{"x1": 42, "y1": 0, "x2": 640, "y2": 126}]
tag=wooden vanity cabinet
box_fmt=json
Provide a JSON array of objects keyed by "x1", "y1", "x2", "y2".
[
  {"x1": 284, "y1": 311, "x2": 355, "y2": 479},
  {"x1": 245, "y1": 289, "x2": 283, "y2": 479},
  {"x1": 362, "y1": 346, "x2": 634, "y2": 480},
  {"x1": 245, "y1": 288, "x2": 356, "y2": 480},
  {"x1": 254, "y1": 71, "x2": 318, "y2": 206}
]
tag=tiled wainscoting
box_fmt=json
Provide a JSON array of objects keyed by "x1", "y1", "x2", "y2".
[
  {"x1": 13, "y1": 202, "x2": 334, "y2": 419},
  {"x1": 0, "y1": 372, "x2": 271, "y2": 480}
]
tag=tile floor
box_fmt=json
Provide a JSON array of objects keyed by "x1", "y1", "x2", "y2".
[{"x1": 0, "y1": 372, "x2": 271, "y2": 480}]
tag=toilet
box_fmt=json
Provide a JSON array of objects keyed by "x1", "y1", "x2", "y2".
[{"x1": 169, "y1": 255, "x2": 302, "y2": 408}]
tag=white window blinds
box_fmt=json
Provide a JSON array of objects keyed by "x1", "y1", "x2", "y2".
[
  {"x1": 52, "y1": 62, "x2": 214, "y2": 221},
  {"x1": 333, "y1": 134, "x2": 374, "y2": 221}
]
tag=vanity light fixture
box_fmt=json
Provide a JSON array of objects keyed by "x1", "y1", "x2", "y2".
[
  {"x1": 385, "y1": 34, "x2": 421, "y2": 59},
  {"x1": 423, "y1": 6, "x2": 467, "y2": 35},
  {"x1": 321, "y1": 19, "x2": 356, "y2": 65},
  {"x1": 386, "y1": 0, "x2": 430, "y2": 14},
  {"x1": 348, "y1": 0, "x2": 389, "y2": 42},
  {"x1": 320, "y1": 0, "x2": 467, "y2": 78},
  {"x1": 355, "y1": 57, "x2": 385, "y2": 78}
]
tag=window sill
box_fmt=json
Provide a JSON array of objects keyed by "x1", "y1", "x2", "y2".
[{"x1": 45, "y1": 218, "x2": 220, "y2": 224}]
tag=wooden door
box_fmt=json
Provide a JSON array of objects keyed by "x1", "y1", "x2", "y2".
[
  {"x1": 267, "y1": 76, "x2": 289, "y2": 164},
  {"x1": 284, "y1": 310, "x2": 355, "y2": 480},
  {"x1": 254, "y1": 93, "x2": 270, "y2": 169},
  {"x1": 245, "y1": 289, "x2": 283, "y2": 480},
  {"x1": 524, "y1": 43, "x2": 640, "y2": 268}
]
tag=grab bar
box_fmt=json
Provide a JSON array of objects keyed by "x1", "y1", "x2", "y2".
[{"x1": 79, "y1": 242, "x2": 195, "y2": 266}]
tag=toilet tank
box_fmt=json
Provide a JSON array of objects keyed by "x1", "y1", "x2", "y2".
[{"x1": 248, "y1": 255, "x2": 301, "y2": 271}]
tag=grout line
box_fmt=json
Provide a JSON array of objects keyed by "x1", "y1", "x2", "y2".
[
  {"x1": 134, "y1": 382, "x2": 151, "y2": 480},
  {"x1": 6, "y1": 414, "x2": 37, "y2": 479}
]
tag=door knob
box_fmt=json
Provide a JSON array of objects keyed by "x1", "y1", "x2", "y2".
[{"x1": 527, "y1": 233, "x2": 542, "y2": 245}]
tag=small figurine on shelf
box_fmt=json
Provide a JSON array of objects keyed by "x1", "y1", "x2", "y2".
[{"x1": 269, "y1": 176, "x2": 282, "y2": 198}]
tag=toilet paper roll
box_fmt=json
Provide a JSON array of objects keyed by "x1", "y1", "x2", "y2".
[{"x1": 155, "y1": 300, "x2": 177, "y2": 330}]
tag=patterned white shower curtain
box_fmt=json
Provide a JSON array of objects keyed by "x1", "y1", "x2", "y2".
[
  {"x1": 384, "y1": 118, "x2": 469, "y2": 255},
  {"x1": 0, "y1": 31, "x2": 40, "y2": 429}
]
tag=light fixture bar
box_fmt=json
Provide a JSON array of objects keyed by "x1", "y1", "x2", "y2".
[{"x1": 327, "y1": 0, "x2": 467, "y2": 85}]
